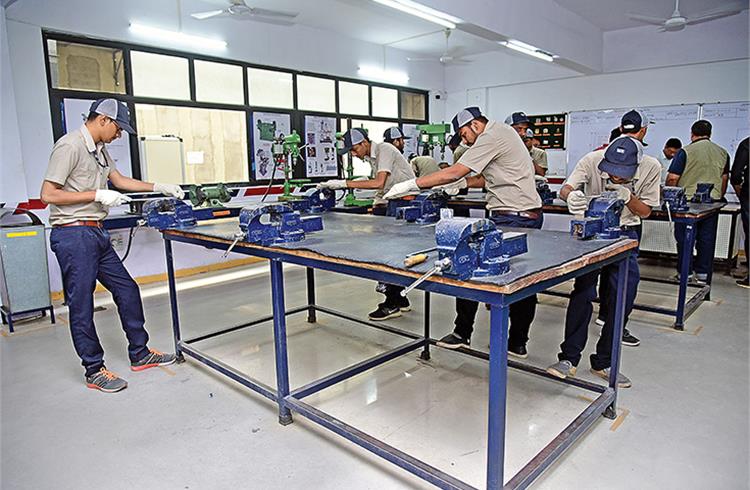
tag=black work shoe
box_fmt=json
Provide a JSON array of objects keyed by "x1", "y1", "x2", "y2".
[
  {"x1": 508, "y1": 345, "x2": 528, "y2": 359},
  {"x1": 621, "y1": 329, "x2": 640, "y2": 347},
  {"x1": 436, "y1": 332, "x2": 470, "y2": 349},
  {"x1": 86, "y1": 368, "x2": 128, "y2": 393},
  {"x1": 397, "y1": 296, "x2": 411, "y2": 312},
  {"x1": 736, "y1": 276, "x2": 750, "y2": 289},
  {"x1": 368, "y1": 304, "x2": 401, "y2": 321}
]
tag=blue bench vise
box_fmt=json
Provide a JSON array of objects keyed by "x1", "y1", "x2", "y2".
[
  {"x1": 661, "y1": 186, "x2": 689, "y2": 212},
  {"x1": 239, "y1": 203, "x2": 323, "y2": 246},
  {"x1": 142, "y1": 198, "x2": 198, "y2": 231},
  {"x1": 570, "y1": 191, "x2": 624, "y2": 240},
  {"x1": 536, "y1": 180, "x2": 557, "y2": 206},
  {"x1": 435, "y1": 209, "x2": 527, "y2": 280},
  {"x1": 691, "y1": 183, "x2": 714, "y2": 203},
  {"x1": 289, "y1": 187, "x2": 336, "y2": 214},
  {"x1": 395, "y1": 191, "x2": 447, "y2": 224}
]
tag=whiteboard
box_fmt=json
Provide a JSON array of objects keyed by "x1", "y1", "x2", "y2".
[
  {"x1": 701, "y1": 102, "x2": 749, "y2": 157},
  {"x1": 566, "y1": 104, "x2": 700, "y2": 175}
]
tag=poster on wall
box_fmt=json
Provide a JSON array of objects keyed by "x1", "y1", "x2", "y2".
[
  {"x1": 402, "y1": 124, "x2": 420, "y2": 158},
  {"x1": 251, "y1": 111, "x2": 291, "y2": 180},
  {"x1": 303, "y1": 115, "x2": 338, "y2": 177},
  {"x1": 62, "y1": 98, "x2": 133, "y2": 177}
]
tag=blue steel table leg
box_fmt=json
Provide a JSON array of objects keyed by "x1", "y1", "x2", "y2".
[
  {"x1": 675, "y1": 223, "x2": 696, "y2": 330},
  {"x1": 420, "y1": 292, "x2": 431, "y2": 361},
  {"x1": 306, "y1": 267, "x2": 317, "y2": 323},
  {"x1": 486, "y1": 302, "x2": 509, "y2": 490},
  {"x1": 270, "y1": 259, "x2": 293, "y2": 425},
  {"x1": 164, "y1": 239, "x2": 184, "y2": 363},
  {"x1": 605, "y1": 255, "x2": 629, "y2": 419}
]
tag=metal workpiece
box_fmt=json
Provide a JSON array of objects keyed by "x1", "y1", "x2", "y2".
[
  {"x1": 395, "y1": 190, "x2": 448, "y2": 224},
  {"x1": 142, "y1": 198, "x2": 198, "y2": 231},
  {"x1": 160, "y1": 213, "x2": 636, "y2": 490},
  {"x1": 570, "y1": 191, "x2": 624, "y2": 240},
  {"x1": 238, "y1": 202, "x2": 323, "y2": 246}
]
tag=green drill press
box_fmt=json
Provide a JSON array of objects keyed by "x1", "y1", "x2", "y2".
[
  {"x1": 416, "y1": 123, "x2": 451, "y2": 160},
  {"x1": 336, "y1": 131, "x2": 373, "y2": 207},
  {"x1": 272, "y1": 130, "x2": 310, "y2": 202}
]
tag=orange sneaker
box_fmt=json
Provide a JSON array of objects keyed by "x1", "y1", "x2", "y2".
[
  {"x1": 86, "y1": 367, "x2": 128, "y2": 393},
  {"x1": 130, "y1": 349, "x2": 176, "y2": 372}
]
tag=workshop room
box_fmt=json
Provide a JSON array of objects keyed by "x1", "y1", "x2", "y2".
[{"x1": 1, "y1": 0, "x2": 749, "y2": 488}]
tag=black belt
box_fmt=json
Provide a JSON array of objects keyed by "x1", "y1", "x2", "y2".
[{"x1": 489, "y1": 209, "x2": 542, "y2": 220}]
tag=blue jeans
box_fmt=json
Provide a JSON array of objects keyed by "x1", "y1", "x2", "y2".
[
  {"x1": 454, "y1": 212, "x2": 544, "y2": 346},
  {"x1": 558, "y1": 228, "x2": 641, "y2": 370},
  {"x1": 50, "y1": 226, "x2": 150, "y2": 377},
  {"x1": 674, "y1": 213, "x2": 719, "y2": 277}
]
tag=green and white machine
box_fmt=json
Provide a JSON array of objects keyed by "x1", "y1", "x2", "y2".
[
  {"x1": 336, "y1": 131, "x2": 373, "y2": 207},
  {"x1": 416, "y1": 122, "x2": 451, "y2": 160},
  {"x1": 272, "y1": 130, "x2": 310, "y2": 202}
]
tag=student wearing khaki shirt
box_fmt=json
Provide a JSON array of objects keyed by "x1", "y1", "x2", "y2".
[
  {"x1": 545, "y1": 112, "x2": 661, "y2": 389},
  {"x1": 320, "y1": 127, "x2": 417, "y2": 321},
  {"x1": 523, "y1": 129, "x2": 548, "y2": 176},
  {"x1": 410, "y1": 155, "x2": 441, "y2": 177},
  {"x1": 40, "y1": 98, "x2": 183, "y2": 393},
  {"x1": 385, "y1": 106, "x2": 543, "y2": 357}
]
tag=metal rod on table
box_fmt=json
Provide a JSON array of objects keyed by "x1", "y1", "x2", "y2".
[
  {"x1": 486, "y1": 303, "x2": 510, "y2": 490},
  {"x1": 306, "y1": 267, "x2": 316, "y2": 323},
  {"x1": 270, "y1": 259, "x2": 293, "y2": 425},
  {"x1": 164, "y1": 238, "x2": 184, "y2": 362},
  {"x1": 401, "y1": 259, "x2": 450, "y2": 297}
]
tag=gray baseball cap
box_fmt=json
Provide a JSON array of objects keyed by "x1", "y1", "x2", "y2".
[
  {"x1": 451, "y1": 106, "x2": 484, "y2": 133},
  {"x1": 339, "y1": 127, "x2": 369, "y2": 155},
  {"x1": 383, "y1": 127, "x2": 411, "y2": 142},
  {"x1": 89, "y1": 98, "x2": 136, "y2": 134}
]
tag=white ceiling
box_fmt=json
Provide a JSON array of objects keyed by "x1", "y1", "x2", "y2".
[{"x1": 553, "y1": 0, "x2": 748, "y2": 32}]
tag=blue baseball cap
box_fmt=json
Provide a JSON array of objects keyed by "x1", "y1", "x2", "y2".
[
  {"x1": 598, "y1": 137, "x2": 643, "y2": 179},
  {"x1": 339, "y1": 127, "x2": 369, "y2": 155},
  {"x1": 620, "y1": 109, "x2": 653, "y2": 132},
  {"x1": 451, "y1": 106, "x2": 483, "y2": 133},
  {"x1": 504, "y1": 112, "x2": 530, "y2": 126},
  {"x1": 383, "y1": 127, "x2": 411, "y2": 142},
  {"x1": 89, "y1": 98, "x2": 136, "y2": 134}
]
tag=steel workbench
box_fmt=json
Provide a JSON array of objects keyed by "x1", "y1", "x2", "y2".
[{"x1": 161, "y1": 213, "x2": 636, "y2": 489}]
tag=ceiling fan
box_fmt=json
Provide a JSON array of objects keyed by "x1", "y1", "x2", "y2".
[
  {"x1": 408, "y1": 29, "x2": 472, "y2": 65},
  {"x1": 190, "y1": 0, "x2": 299, "y2": 26},
  {"x1": 627, "y1": 0, "x2": 745, "y2": 32}
]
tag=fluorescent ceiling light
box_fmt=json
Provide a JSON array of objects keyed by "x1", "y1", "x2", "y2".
[
  {"x1": 499, "y1": 39, "x2": 555, "y2": 62},
  {"x1": 129, "y1": 23, "x2": 227, "y2": 50},
  {"x1": 358, "y1": 65, "x2": 410, "y2": 84},
  {"x1": 372, "y1": 0, "x2": 460, "y2": 29}
]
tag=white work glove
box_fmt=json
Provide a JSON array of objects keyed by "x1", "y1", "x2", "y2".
[
  {"x1": 318, "y1": 179, "x2": 348, "y2": 190},
  {"x1": 535, "y1": 175, "x2": 548, "y2": 183},
  {"x1": 433, "y1": 177, "x2": 467, "y2": 197},
  {"x1": 566, "y1": 190, "x2": 588, "y2": 214},
  {"x1": 605, "y1": 183, "x2": 632, "y2": 204},
  {"x1": 384, "y1": 178, "x2": 420, "y2": 200},
  {"x1": 154, "y1": 183, "x2": 185, "y2": 199},
  {"x1": 95, "y1": 189, "x2": 132, "y2": 207}
]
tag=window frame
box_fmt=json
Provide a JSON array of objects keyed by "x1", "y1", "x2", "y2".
[{"x1": 42, "y1": 30, "x2": 429, "y2": 185}]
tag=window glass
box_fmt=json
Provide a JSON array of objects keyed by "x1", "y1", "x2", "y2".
[
  {"x1": 195, "y1": 60, "x2": 243, "y2": 104},
  {"x1": 47, "y1": 40, "x2": 125, "y2": 93},
  {"x1": 400, "y1": 91, "x2": 426, "y2": 120},
  {"x1": 247, "y1": 68, "x2": 293, "y2": 108},
  {"x1": 131, "y1": 51, "x2": 190, "y2": 100},
  {"x1": 371, "y1": 87, "x2": 398, "y2": 118},
  {"x1": 297, "y1": 75, "x2": 335, "y2": 113},
  {"x1": 135, "y1": 104, "x2": 248, "y2": 184},
  {"x1": 338, "y1": 81, "x2": 369, "y2": 115}
]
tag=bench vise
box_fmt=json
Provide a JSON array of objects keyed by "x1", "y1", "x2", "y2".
[
  {"x1": 661, "y1": 186, "x2": 689, "y2": 212},
  {"x1": 435, "y1": 209, "x2": 528, "y2": 280},
  {"x1": 238, "y1": 203, "x2": 323, "y2": 246},
  {"x1": 536, "y1": 180, "x2": 557, "y2": 206},
  {"x1": 289, "y1": 187, "x2": 336, "y2": 214},
  {"x1": 570, "y1": 191, "x2": 624, "y2": 240},
  {"x1": 691, "y1": 183, "x2": 714, "y2": 203},
  {"x1": 142, "y1": 198, "x2": 198, "y2": 231},
  {"x1": 395, "y1": 191, "x2": 447, "y2": 224}
]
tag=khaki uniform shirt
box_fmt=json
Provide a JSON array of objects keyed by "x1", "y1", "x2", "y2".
[
  {"x1": 452, "y1": 145, "x2": 467, "y2": 164},
  {"x1": 530, "y1": 146, "x2": 548, "y2": 169},
  {"x1": 458, "y1": 121, "x2": 542, "y2": 212},
  {"x1": 44, "y1": 126, "x2": 114, "y2": 226},
  {"x1": 411, "y1": 156, "x2": 441, "y2": 177},
  {"x1": 366, "y1": 142, "x2": 417, "y2": 203},
  {"x1": 564, "y1": 147, "x2": 661, "y2": 226}
]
